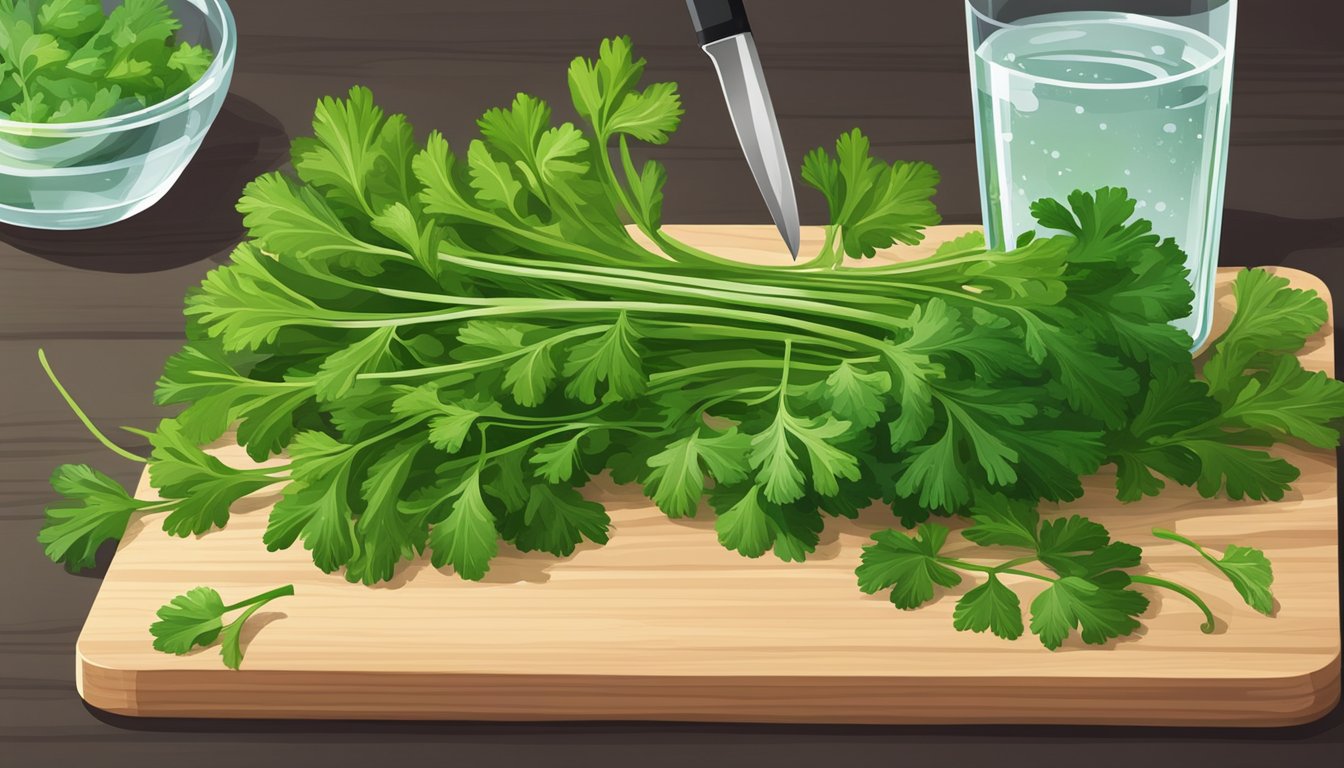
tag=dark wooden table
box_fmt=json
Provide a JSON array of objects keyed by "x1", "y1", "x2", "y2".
[{"x1": 3, "y1": 1, "x2": 1342, "y2": 765}]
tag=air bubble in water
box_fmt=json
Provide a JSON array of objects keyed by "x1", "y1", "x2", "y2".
[{"x1": 1163, "y1": 123, "x2": 1177, "y2": 133}]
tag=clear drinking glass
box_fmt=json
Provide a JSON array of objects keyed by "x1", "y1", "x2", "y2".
[{"x1": 966, "y1": 0, "x2": 1237, "y2": 348}]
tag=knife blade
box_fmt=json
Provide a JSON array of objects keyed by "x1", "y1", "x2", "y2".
[{"x1": 686, "y1": 0, "x2": 801, "y2": 259}]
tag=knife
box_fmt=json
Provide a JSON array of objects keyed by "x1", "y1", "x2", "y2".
[{"x1": 685, "y1": 0, "x2": 801, "y2": 259}]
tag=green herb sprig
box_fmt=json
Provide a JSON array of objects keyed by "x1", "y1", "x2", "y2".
[
  {"x1": 858, "y1": 495, "x2": 1276, "y2": 648},
  {"x1": 150, "y1": 584, "x2": 294, "y2": 669}
]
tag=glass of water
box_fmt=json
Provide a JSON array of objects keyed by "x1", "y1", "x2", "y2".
[{"x1": 966, "y1": 0, "x2": 1237, "y2": 348}]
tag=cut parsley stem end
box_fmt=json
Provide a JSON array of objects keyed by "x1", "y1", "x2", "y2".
[
  {"x1": 38, "y1": 348, "x2": 148, "y2": 465},
  {"x1": 1130, "y1": 574, "x2": 1218, "y2": 634}
]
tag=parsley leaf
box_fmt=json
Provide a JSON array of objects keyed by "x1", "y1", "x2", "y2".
[
  {"x1": 1029, "y1": 573, "x2": 1148, "y2": 650},
  {"x1": 801, "y1": 128, "x2": 941, "y2": 262},
  {"x1": 150, "y1": 584, "x2": 293, "y2": 670},
  {"x1": 857, "y1": 525, "x2": 963, "y2": 609},
  {"x1": 1153, "y1": 529, "x2": 1276, "y2": 616},
  {"x1": 39, "y1": 463, "x2": 162, "y2": 571},
  {"x1": 953, "y1": 574, "x2": 1024, "y2": 640},
  {"x1": 425, "y1": 471, "x2": 499, "y2": 581}
]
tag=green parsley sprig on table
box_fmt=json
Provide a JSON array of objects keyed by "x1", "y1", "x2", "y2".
[
  {"x1": 0, "y1": 0, "x2": 213, "y2": 124},
  {"x1": 35, "y1": 37, "x2": 1344, "y2": 650}
]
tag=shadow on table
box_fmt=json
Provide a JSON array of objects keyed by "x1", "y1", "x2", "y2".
[
  {"x1": 82, "y1": 699, "x2": 1344, "y2": 741},
  {"x1": 1219, "y1": 209, "x2": 1344, "y2": 272},
  {"x1": 0, "y1": 95, "x2": 289, "y2": 274}
]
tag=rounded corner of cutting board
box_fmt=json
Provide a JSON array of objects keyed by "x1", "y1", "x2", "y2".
[
  {"x1": 75, "y1": 635, "x2": 141, "y2": 717},
  {"x1": 1268, "y1": 651, "x2": 1343, "y2": 728}
]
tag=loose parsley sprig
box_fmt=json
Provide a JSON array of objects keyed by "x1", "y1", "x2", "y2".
[
  {"x1": 858, "y1": 495, "x2": 1279, "y2": 648},
  {"x1": 150, "y1": 584, "x2": 293, "y2": 670},
  {"x1": 1153, "y1": 528, "x2": 1276, "y2": 616}
]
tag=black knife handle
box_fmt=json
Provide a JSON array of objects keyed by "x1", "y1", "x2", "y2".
[{"x1": 686, "y1": 0, "x2": 751, "y2": 45}]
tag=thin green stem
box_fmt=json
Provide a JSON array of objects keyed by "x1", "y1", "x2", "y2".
[
  {"x1": 1152, "y1": 527, "x2": 1228, "y2": 572},
  {"x1": 38, "y1": 349, "x2": 148, "y2": 464},
  {"x1": 795, "y1": 224, "x2": 841, "y2": 270},
  {"x1": 1130, "y1": 574, "x2": 1217, "y2": 634},
  {"x1": 598, "y1": 138, "x2": 659, "y2": 243},
  {"x1": 779, "y1": 339, "x2": 794, "y2": 406},
  {"x1": 331, "y1": 297, "x2": 893, "y2": 357},
  {"x1": 356, "y1": 326, "x2": 604, "y2": 381},
  {"x1": 647, "y1": 357, "x2": 835, "y2": 388},
  {"x1": 939, "y1": 558, "x2": 1057, "y2": 583},
  {"x1": 641, "y1": 320, "x2": 853, "y2": 353},
  {"x1": 221, "y1": 584, "x2": 295, "y2": 613},
  {"x1": 997, "y1": 555, "x2": 1041, "y2": 570},
  {"x1": 437, "y1": 252, "x2": 910, "y2": 335}
]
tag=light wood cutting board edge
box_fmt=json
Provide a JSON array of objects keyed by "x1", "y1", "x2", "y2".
[{"x1": 73, "y1": 226, "x2": 1342, "y2": 726}]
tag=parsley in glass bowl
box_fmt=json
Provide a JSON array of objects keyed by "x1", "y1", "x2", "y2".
[{"x1": 0, "y1": 0, "x2": 236, "y2": 230}]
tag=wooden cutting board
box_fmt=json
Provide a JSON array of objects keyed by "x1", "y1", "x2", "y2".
[{"x1": 75, "y1": 226, "x2": 1340, "y2": 726}]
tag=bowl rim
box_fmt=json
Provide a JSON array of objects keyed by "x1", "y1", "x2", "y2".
[{"x1": 0, "y1": 0, "x2": 237, "y2": 137}]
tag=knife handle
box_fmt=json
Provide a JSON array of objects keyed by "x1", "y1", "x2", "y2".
[{"x1": 685, "y1": 0, "x2": 750, "y2": 45}]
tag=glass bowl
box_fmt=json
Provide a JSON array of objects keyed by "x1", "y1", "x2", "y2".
[{"x1": 0, "y1": 0, "x2": 237, "y2": 230}]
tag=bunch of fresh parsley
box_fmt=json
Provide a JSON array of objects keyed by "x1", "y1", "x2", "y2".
[
  {"x1": 37, "y1": 37, "x2": 1344, "y2": 650},
  {"x1": 0, "y1": 0, "x2": 212, "y2": 124}
]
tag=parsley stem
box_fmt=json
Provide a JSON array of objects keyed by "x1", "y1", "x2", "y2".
[
  {"x1": 1151, "y1": 527, "x2": 1205, "y2": 554},
  {"x1": 356, "y1": 326, "x2": 605, "y2": 381},
  {"x1": 641, "y1": 321, "x2": 853, "y2": 353},
  {"x1": 795, "y1": 224, "x2": 841, "y2": 270},
  {"x1": 332, "y1": 298, "x2": 894, "y2": 358},
  {"x1": 221, "y1": 584, "x2": 295, "y2": 613},
  {"x1": 1151, "y1": 528, "x2": 1233, "y2": 582},
  {"x1": 436, "y1": 253, "x2": 910, "y2": 334},
  {"x1": 939, "y1": 558, "x2": 1056, "y2": 583},
  {"x1": 647, "y1": 358, "x2": 836, "y2": 388},
  {"x1": 38, "y1": 349, "x2": 148, "y2": 464},
  {"x1": 1130, "y1": 574, "x2": 1217, "y2": 634}
]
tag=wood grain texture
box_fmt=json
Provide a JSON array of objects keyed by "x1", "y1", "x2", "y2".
[{"x1": 73, "y1": 227, "x2": 1340, "y2": 726}]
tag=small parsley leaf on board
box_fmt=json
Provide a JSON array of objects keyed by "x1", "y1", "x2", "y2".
[
  {"x1": 1029, "y1": 574, "x2": 1148, "y2": 650},
  {"x1": 953, "y1": 574, "x2": 1024, "y2": 641},
  {"x1": 1153, "y1": 529, "x2": 1276, "y2": 616},
  {"x1": 150, "y1": 584, "x2": 294, "y2": 670},
  {"x1": 856, "y1": 525, "x2": 963, "y2": 610}
]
